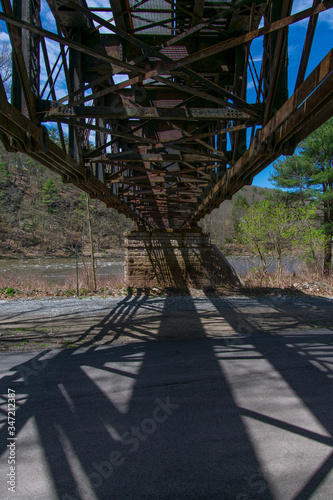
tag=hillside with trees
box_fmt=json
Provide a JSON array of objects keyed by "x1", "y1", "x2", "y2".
[{"x1": 0, "y1": 144, "x2": 134, "y2": 257}]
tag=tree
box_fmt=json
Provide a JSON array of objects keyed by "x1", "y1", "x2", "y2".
[
  {"x1": 238, "y1": 200, "x2": 325, "y2": 284},
  {"x1": 269, "y1": 118, "x2": 333, "y2": 274},
  {"x1": 41, "y1": 178, "x2": 60, "y2": 251},
  {"x1": 0, "y1": 161, "x2": 10, "y2": 188},
  {"x1": 0, "y1": 39, "x2": 11, "y2": 96},
  {"x1": 301, "y1": 119, "x2": 333, "y2": 274},
  {"x1": 269, "y1": 155, "x2": 315, "y2": 204},
  {"x1": 42, "y1": 178, "x2": 59, "y2": 213},
  {"x1": 232, "y1": 194, "x2": 249, "y2": 235},
  {"x1": 86, "y1": 193, "x2": 97, "y2": 290}
]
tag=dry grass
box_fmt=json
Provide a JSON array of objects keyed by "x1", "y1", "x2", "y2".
[
  {"x1": 243, "y1": 269, "x2": 333, "y2": 297},
  {"x1": 0, "y1": 271, "x2": 127, "y2": 299},
  {"x1": 0, "y1": 267, "x2": 332, "y2": 300}
]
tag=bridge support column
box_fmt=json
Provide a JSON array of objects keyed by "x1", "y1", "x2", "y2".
[{"x1": 124, "y1": 228, "x2": 243, "y2": 288}]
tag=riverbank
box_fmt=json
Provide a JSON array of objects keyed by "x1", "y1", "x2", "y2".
[
  {"x1": 0, "y1": 273, "x2": 332, "y2": 300},
  {"x1": 1, "y1": 252, "x2": 332, "y2": 300},
  {"x1": 0, "y1": 246, "x2": 124, "y2": 259},
  {"x1": 0, "y1": 241, "x2": 242, "y2": 259}
]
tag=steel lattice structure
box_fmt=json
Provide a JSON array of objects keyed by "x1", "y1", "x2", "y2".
[{"x1": 0, "y1": 0, "x2": 332, "y2": 228}]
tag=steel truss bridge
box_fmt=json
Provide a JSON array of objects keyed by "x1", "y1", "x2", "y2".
[{"x1": 0, "y1": 0, "x2": 332, "y2": 229}]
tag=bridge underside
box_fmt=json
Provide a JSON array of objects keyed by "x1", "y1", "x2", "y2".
[{"x1": 0, "y1": 0, "x2": 332, "y2": 230}]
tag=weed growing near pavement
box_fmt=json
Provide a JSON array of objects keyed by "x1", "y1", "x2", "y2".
[{"x1": 0, "y1": 269, "x2": 332, "y2": 299}]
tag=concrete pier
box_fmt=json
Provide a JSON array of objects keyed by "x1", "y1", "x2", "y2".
[{"x1": 124, "y1": 227, "x2": 243, "y2": 288}]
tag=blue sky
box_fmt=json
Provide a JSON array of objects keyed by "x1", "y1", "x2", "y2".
[
  {"x1": 251, "y1": 0, "x2": 333, "y2": 187},
  {"x1": 0, "y1": 0, "x2": 332, "y2": 189}
]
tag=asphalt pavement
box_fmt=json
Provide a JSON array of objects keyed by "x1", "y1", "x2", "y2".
[{"x1": 0, "y1": 295, "x2": 333, "y2": 499}]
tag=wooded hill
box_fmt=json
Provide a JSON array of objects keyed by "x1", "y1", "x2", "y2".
[
  {"x1": 0, "y1": 146, "x2": 134, "y2": 256},
  {"x1": 0, "y1": 144, "x2": 269, "y2": 257}
]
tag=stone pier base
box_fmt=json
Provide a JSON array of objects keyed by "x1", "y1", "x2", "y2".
[{"x1": 124, "y1": 228, "x2": 243, "y2": 288}]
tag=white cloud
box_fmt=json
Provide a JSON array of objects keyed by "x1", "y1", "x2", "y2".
[
  {"x1": 319, "y1": 8, "x2": 333, "y2": 29},
  {"x1": 288, "y1": 43, "x2": 301, "y2": 58},
  {"x1": 291, "y1": 0, "x2": 313, "y2": 15},
  {"x1": 292, "y1": 0, "x2": 333, "y2": 29},
  {"x1": 87, "y1": 0, "x2": 107, "y2": 7},
  {"x1": 0, "y1": 31, "x2": 10, "y2": 43},
  {"x1": 40, "y1": 1, "x2": 57, "y2": 33},
  {"x1": 40, "y1": 38, "x2": 68, "y2": 100}
]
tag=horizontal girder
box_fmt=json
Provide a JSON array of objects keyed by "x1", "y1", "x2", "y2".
[{"x1": 44, "y1": 106, "x2": 256, "y2": 121}]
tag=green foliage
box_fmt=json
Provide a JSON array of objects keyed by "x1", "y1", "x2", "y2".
[
  {"x1": 238, "y1": 200, "x2": 325, "y2": 283},
  {"x1": 263, "y1": 188, "x2": 296, "y2": 206},
  {"x1": 269, "y1": 117, "x2": 333, "y2": 273},
  {"x1": 232, "y1": 195, "x2": 250, "y2": 235},
  {"x1": 199, "y1": 186, "x2": 269, "y2": 246},
  {"x1": 233, "y1": 194, "x2": 249, "y2": 209},
  {"x1": 5, "y1": 287, "x2": 15, "y2": 296},
  {"x1": 48, "y1": 126, "x2": 60, "y2": 144},
  {"x1": 301, "y1": 118, "x2": 333, "y2": 175},
  {"x1": 42, "y1": 178, "x2": 59, "y2": 213},
  {"x1": 269, "y1": 155, "x2": 315, "y2": 202}
]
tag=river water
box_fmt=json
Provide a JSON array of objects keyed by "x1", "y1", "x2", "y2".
[
  {"x1": 0, "y1": 256, "x2": 124, "y2": 285},
  {"x1": 0, "y1": 254, "x2": 303, "y2": 286},
  {"x1": 227, "y1": 255, "x2": 302, "y2": 275}
]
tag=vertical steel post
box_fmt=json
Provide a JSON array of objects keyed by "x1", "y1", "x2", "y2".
[
  {"x1": 11, "y1": 0, "x2": 22, "y2": 111},
  {"x1": 11, "y1": 0, "x2": 40, "y2": 113},
  {"x1": 69, "y1": 30, "x2": 83, "y2": 163},
  {"x1": 263, "y1": 0, "x2": 291, "y2": 123}
]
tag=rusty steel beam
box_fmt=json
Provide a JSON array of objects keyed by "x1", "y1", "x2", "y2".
[
  {"x1": 47, "y1": 73, "x2": 260, "y2": 118},
  {"x1": 50, "y1": 118, "x2": 160, "y2": 146},
  {"x1": 40, "y1": 37, "x2": 66, "y2": 151},
  {"x1": 44, "y1": 106, "x2": 256, "y2": 121},
  {"x1": 0, "y1": 77, "x2": 145, "y2": 222},
  {"x1": 184, "y1": 49, "x2": 333, "y2": 226},
  {"x1": 162, "y1": 0, "x2": 260, "y2": 47},
  {"x1": 100, "y1": 152, "x2": 223, "y2": 162},
  {"x1": 294, "y1": 0, "x2": 321, "y2": 91},
  {"x1": 161, "y1": 2, "x2": 333, "y2": 71},
  {"x1": 1, "y1": 0, "x2": 37, "y2": 118},
  {"x1": 150, "y1": 76, "x2": 233, "y2": 109},
  {"x1": 262, "y1": 0, "x2": 292, "y2": 124},
  {"x1": 54, "y1": 0, "x2": 260, "y2": 115},
  {"x1": 107, "y1": 175, "x2": 208, "y2": 184},
  {"x1": 0, "y1": 10, "x2": 143, "y2": 75}
]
